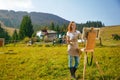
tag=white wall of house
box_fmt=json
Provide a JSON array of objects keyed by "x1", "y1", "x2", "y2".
[
  {"x1": 36, "y1": 30, "x2": 57, "y2": 41},
  {"x1": 47, "y1": 33, "x2": 57, "y2": 41},
  {"x1": 36, "y1": 31, "x2": 44, "y2": 39}
]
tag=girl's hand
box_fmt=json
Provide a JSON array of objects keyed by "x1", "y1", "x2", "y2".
[{"x1": 70, "y1": 42, "x2": 73, "y2": 46}]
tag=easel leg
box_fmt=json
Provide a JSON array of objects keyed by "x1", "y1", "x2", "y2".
[
  {"x1": 86, "y1": 52, "x2": 93, "y2": 66},
  {"x1": 83, "y1": 52, "x2": 87, "y2": 80},
  {"x1": 90, "y1": 52, "x2": 93, "y2": 65}
]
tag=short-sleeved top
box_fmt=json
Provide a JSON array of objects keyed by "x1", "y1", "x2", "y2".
[{"x1": 66, "y1": 30, "x2": 81, "y2": 56}]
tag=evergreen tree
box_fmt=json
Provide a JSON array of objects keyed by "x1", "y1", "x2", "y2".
[
  {"x1": 63, "y1": 24, "x2": 67, "y2": 32},
  {"x1": 12, "y1": 29, "x2": 18, "y2": 41},
  {"x1": 49, "y1": 22, "x2": 55, "y2": 30},
  {"x1": 78, "y1": 21, "x2": 105, "y2": 31},
  {"x1": 0, "y1": 24, "x2": 10, "y2": 41},
  {"x1": 60, "y1": 26, "x2": 64, "y2": 33},
  {"x1": 0, "y1": 26, "x2": 4, "y2": 37},
  {"x1": 19, "y1": 15, "x2": 34, "y2": 40},
  {"x1": 55, "y1": 24, "x2": 60, "y2": 32}
]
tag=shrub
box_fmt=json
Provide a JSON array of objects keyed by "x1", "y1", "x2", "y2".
[
  {"x1": 38, "y1": 44, "x2": 43, "y2": 47},
  {"x1": 44, "y1": 36, "x2": 51, "y2": 42},
  {"x1": 23, "y1": 37, "x2": 30, "y2": 43},
  {"x1": 112, "y1": 34, "x2": 120, "y2": 40},
  {"x1": 45, "y1": 44, "x2": 51, "y2": 47}
]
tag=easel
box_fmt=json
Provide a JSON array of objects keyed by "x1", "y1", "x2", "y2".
[{"x1": 81, "y1": 28, "x2": 104, "y2": 80}]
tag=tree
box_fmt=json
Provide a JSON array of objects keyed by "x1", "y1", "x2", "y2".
[
  {"x1": 49, "y1": 22, "x2": 55, "y2": 30},
  {"x1": 77, "y1": 21, "x2": 105, "y2": 32},
  {"x1": 55, "y1": 24, "x2": 60, "y2": 32},
  {"x1": 63, "y1": 24, "x2": 67, "y2": 32},
  {"x1": 12, "y1": 29, "x2": 18, "y2": 41},
  {"x1": 0, "y1": 24, "x2": 10, "y2": 41},
  {"x1": 19, "y1": 15, "x2": 34, "y2": 40}
]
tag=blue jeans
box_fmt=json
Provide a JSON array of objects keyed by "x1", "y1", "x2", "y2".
[{"x1": 68, "y1": 55, "x2": 80, "y2": 68}]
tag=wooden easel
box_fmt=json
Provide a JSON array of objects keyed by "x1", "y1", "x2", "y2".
[{"x1": 82, "y1": 29, "x2": 104, "y2": 80}]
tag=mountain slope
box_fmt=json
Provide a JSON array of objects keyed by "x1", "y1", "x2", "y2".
[
  {"x1": 0, "y1": 21, "x2": 18, "y2": 36},
  {"x1": 0, "y1": 10, "x2": 69, "y2": 28}
]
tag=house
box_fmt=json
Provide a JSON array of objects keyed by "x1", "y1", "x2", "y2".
[
  {"x1": 36, "y1": 30, "x2": 47, "y2": 39},
  {"x1": 36, "y1": 30, "x2": 57, "y2": 41}
]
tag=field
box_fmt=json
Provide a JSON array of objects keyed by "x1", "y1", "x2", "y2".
[
  {"x1": 0, "y1": 26, "x2": 120, "y2": 80},
  {"x1": 100, "y1": 25, "x2": 120, "y2": 46}
]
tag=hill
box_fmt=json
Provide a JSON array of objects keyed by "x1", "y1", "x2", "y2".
[
  {"x1": 0, "y1": 21, "x2": 18, "y2": 36},
  {"x1": 0, "y1": 10, "x2": 69, "y2": 28},
  {"x1": 100, "y1": 25, "x2": 120, "y2": 46}
]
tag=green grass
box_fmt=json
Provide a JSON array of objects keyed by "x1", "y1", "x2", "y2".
[
  {"x1": 0, "y1": 45, "x2": 120, "y2": 80},
  {"x1": 0, "y1": 46, "x2": 68, "y2": 80},
  {"x1": 0, "y1": 25, "x2": 120, "y2": 80},
  {"x1": 100, "y1": 26, "x2": 120, "y2": 46}
]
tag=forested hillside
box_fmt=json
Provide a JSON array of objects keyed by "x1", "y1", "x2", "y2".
[{"x1": 0, "y1": 10, "x2": 69, "y2": 28}]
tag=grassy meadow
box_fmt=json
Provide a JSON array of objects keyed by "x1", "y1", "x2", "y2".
[
  {"x1": 100, "y1": 25, "x2": 120, "y2": 46},
  {"x1": 0, "y1": 26, "x2": 120, "y2": 80}
]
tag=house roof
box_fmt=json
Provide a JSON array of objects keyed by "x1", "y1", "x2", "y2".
[
  {"x1": 37, "y1": 30, "x2": 57, "y2": 34},
  {"x1": 47, "y1": 30, "x2": 57, "y2": 34}
]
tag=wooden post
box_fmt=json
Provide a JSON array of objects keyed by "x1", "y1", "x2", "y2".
[
  {"x1": 99, "y1": 37, "x2": 103, "y2": 46},
  {"x1": 0, "y1": 38, "x2": 4, "y2": 47}
]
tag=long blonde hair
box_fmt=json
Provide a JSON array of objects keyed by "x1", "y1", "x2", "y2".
[{"x1": 67, "y1": 21, "x2": 76, "y2": 32}]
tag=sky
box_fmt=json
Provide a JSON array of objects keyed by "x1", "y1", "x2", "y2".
[{"x1": 0, "y1": 0, "x2": 120, "y2": 26}]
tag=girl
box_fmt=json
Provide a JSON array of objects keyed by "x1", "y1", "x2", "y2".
[{"x1": 66, "y1": 21, "x2": 81, "y2": 79}]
